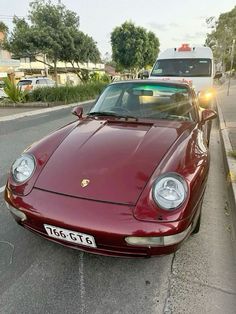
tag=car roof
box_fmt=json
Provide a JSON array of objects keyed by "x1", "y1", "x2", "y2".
[{"x1": 19, "y1": 77, "x2": 49, "y2": 81}]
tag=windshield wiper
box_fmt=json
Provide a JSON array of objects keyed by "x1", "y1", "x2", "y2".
[
  {"x1": 87, "y1": 111, "x2": 138, "y2": 120},
  {"x1": 87, "y1": 111, "x2": 119, "y2": 117}
]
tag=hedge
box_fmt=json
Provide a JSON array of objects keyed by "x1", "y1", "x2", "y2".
[{"x1": 28, "y1": 82, "x2": 108, "y2": 104}]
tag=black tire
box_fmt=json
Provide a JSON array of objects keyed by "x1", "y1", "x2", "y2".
[{"x1": 192, "y1": 211, "x2": 201, "y2": 234}]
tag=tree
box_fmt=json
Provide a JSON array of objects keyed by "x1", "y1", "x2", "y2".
[
  {"x1": 60, "y1": 30, "x2": 101, "y2": 82},
  {"x1": 0, "y1": 21, "x2": 8, "y2": 34},
  {"x1": 0, "y1": 21, "x2": 9, "y2": 50},
  {"x1": 29, "y1": 0, "x2": 79, "y2": 81},
  {"x1": 4, "y1": 17, "x2": 42, "y2": 59},
  {"x1": 205, "y1": 6, "x2": 236, "y2": 70},
  {"x1": 144, "y1": 31, "x2": 160, "y2": 68},
  {"x1": 111, "y1": 21, "x2": 160, "y2": 74},
  {"x1": 5, "y1": 0, "x2": 101, "y2": 83}
]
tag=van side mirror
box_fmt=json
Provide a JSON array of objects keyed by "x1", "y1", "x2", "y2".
[
  {"x1": 201, "y1": 109, "x2": 217, "y2": 123},
  {"x1": 142, "y1": 70, "x2": 150, "y2": 79},
  {"x1": 72, "y1": 106, "x2": 83, "y2": 119}
]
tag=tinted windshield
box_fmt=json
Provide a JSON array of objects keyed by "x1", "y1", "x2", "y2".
[
  {"x1": 151, "y1": 58, "x2": 212, "y2": 77},
  {"x1": 90, "y1": 82, "x2": 196, "y2": 121}
]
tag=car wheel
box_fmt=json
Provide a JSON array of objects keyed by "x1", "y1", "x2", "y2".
[{"x1": 192, "y1": 211, "x2": 201, "y2": 234}]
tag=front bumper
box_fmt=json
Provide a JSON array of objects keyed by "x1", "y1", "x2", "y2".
[{"x1": 5, "y1": 187, "x2": 193, "y2": 257}]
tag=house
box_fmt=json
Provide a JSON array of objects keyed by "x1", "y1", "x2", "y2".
[
  {"x1": 0, "y1": 31, "x2": 21, "y2": 81},
  {"x1": 19, "y1": 55, "x2": 105, "y2": 85}
]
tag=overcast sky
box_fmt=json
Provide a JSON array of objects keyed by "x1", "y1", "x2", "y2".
[{"x1": 0, "y1": 0, "x2": 235, "y2": 57}]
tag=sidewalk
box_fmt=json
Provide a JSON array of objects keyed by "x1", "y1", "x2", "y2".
[
  {"x1": 0, "y1": 107, "x2": 39, "y2": 117},
  {"x1": 0, "y1": 100, "x2": 93, "y2": 122},
  {"x1": 217, "y1": 79, "x2": 236, "y2": 234},
  {"x1": 217, "y1": 80, "x2": 236, "y2": 150}
]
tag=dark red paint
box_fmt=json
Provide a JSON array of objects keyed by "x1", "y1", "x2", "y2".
[{"x1": 5, "y1": 80, "x2": 217, "y2": 257}]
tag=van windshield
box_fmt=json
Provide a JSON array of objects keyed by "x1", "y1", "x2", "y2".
[{"x1": 151, "y1": 58, "x2": 212, "y2": 77}]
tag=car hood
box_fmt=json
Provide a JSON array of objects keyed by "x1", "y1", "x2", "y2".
[{"x1": 35, "y1": 118, "x2": 193, "y2": 204}]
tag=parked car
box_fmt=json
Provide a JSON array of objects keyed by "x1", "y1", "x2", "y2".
[
  {"x1": 0, "y1": 81, "x2": 7, "y2": 98},
  {"x1": 17, "y1": 77, "x2": 56, "y2": 91},
  {"x1": 5, "y1": 80, "x2": 217, "y2": 257}
]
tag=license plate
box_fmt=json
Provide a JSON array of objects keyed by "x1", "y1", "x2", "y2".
[{"x1": 44, "y1": 224, "x2": 96, "y2": 248}]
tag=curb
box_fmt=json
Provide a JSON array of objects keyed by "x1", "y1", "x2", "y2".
[
  {"x1": 216, "y1": 97, "x2": 236, "y2": 238},
  {"x1": 0, "y1": 99, "x2": 94, "y2": 122},
  {"x1": 0, "y1": 102, "x2": 59, "y2": 108}
]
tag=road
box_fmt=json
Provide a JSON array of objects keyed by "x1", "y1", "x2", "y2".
[{"x1": 0, "y1": 104, "x2": 236, "y2": 314}]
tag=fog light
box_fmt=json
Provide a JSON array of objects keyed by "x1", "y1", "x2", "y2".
[
  {"x1": 5, "y1": 202, "x2": 27, "y2": 221},
  {"x1": 125, "y1": 225, "x2": 191, "y2": 247}
]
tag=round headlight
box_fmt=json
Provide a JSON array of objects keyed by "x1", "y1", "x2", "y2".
[
  {"x1": 152, "y1": 173, "x2": 188, "y2": 210},
  {"x1": 11, "y1": 154, "x2": 35, "y2": 183}
]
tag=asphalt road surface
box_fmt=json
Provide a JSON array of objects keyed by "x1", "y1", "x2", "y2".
[{"x1": 0, "y1": 104, "x2": 236, "y2": 314}]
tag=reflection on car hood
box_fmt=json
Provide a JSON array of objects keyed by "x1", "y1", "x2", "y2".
[{"x1": 35, "y1": 118, "x2": 194, "y2": 204}]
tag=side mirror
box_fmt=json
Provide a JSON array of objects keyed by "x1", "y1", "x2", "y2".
[
  {"x1": 72, "y1": 106, "x2": 83, "y2": 119},
  {"x1": 214, "y1": 72, "x2": 222, "y2": 79},
  {"x1": 142, "y1": 70, "x2": 150, "y2": 79},
  {"x1": 201, "y1": 109, "x2": 217, "y2": 123}
]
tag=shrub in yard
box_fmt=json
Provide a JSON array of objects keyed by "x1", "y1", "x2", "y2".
[
  {"x1": 3, "y1": 78, "x2": 28, "y2": 103},
  {"x1": 29, "y1": 82, "x2": 107, "y2": 104},
  {"x1": 100, "y1": 74, "x2": 111, "y2": 83}
]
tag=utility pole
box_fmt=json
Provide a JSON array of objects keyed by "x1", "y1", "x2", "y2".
[{"x1": 227, "y1": 39, "x2": 235, "y2": 96}]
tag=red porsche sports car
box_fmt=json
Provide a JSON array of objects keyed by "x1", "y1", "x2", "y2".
[{"x1": 5, "y1": 80, "x2": 217, "y2": 257}]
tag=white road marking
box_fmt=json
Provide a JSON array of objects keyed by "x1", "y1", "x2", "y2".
[
  {"x1": 0, "y1": 185, "x2": 6, "y2": 193},
  {"x1": 79, "y1": 252, "x2": 86, "y2": 314},
  {"x1": 0, "y1": 99, "x2": 94, "y2": 122}
]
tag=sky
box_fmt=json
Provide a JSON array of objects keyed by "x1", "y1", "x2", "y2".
[{"x1": 0, "y1": 0, "x2": 235, "y2": 58}]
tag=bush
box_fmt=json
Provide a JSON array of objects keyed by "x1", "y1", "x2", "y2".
[
  {"x1": 3, "y1": 78, "x2": 28, "y2": 103},
  {"x1": 29, "y1": 82, "x2": 107, "y2": 104}
]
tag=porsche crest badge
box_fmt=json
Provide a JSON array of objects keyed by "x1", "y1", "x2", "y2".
[{"x1": 81, "y1": 179, "x2": 90, "y2": 188}]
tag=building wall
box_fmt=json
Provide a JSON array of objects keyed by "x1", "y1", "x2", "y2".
[{"x1": 0, "y1": 31, "x2": 20, "y2": 75}]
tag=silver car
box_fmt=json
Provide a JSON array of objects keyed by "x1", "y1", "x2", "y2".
[{"x1": 17, "y1": 77, "x2": 56, "y2": 91}]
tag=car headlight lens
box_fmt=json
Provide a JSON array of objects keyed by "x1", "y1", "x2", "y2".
[
  {"x1": 152, "y1": 173, "x2": 188, "y2": 210},
  {"x1": 11, "y1": 154, "x2": 35, "y2": 183}
]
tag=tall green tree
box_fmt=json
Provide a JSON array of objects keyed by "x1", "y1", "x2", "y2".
[
  {"x1": 60, "y1": 30, "x2": 101, "y2": 82},
  {"x1": 111, "y1": 21, "x2": 160, "y2": 74},
  {"x1": 5, "y1": 0, "x2": 101, "y2": 83},
  {"x1": 0, "y1": 21, "x2": 9, "y2": 50},
  {"x1": 0, "y1": 21, "x2": 8, "y2": 34},
  {"x1": 205, "y1": 6, "x2": 236, "y2": 70}
]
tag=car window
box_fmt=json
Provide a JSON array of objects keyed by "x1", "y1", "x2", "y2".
[
  {"x1": 0, "y1": 82, "x2": 5, "y2": 89},
  {"x1": 91, "y1": 82, "x2": 196, "y2": 121},
  {"x1": 97, "y1": 86, "x2": 122, "y2": 111},
  {"x1": 46, "y1": 79, "x2": 54, "y2": 84},
  {"x1": 18, "y1": 80, "x2": 32, "y2": 86},
  {"x1": 36, "y1": 79, "x2": 48, "y2": 85}
]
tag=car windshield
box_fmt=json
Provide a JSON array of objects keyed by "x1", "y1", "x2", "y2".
[
  {"x1": 89, "y1": 82, "x2": 196, "y2": 121},
  {"x1": 18, "y1": 80, "x2": 32, "y2": 86},
  {"x1": 151, "y1": 58, "x2": 212, "y2": 77}
]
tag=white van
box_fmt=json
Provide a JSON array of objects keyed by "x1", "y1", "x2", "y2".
[{"x1": 149, "y1": 44, "x2": 215, "y2": 105}]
